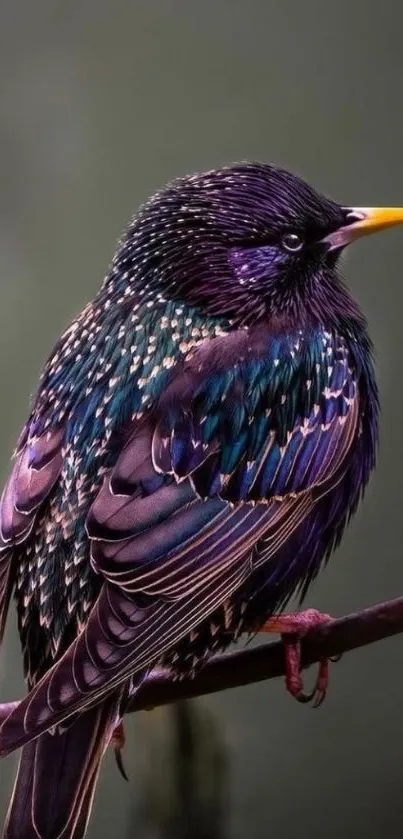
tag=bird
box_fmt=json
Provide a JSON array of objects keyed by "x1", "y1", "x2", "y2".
[{"x1": 0, "y1": 161, "x2": 400, "y2": 838}]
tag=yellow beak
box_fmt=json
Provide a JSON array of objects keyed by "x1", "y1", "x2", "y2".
[{"x1": 324, "y1": 207, "x2": 403, "y2": 250}]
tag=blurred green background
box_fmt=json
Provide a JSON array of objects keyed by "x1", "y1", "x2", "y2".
[{"x1": 1, "y1": 1, "x2": 403, "y2": 837}]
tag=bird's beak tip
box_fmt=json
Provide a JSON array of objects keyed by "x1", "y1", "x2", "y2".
[{"x1": 324, "y1": 206, "x2": 403, "y2": 250}]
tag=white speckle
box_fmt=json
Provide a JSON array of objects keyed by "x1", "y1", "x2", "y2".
[{"x1": 163, "y1": 357, "x2": 175, "y2": 369}]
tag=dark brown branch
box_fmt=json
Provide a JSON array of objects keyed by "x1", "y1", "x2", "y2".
[
  {"x1": 1, "y1": 596, "x2": 403, "y2": 724},
  {"x1": 128, "y1": 595, "x2": 403, "y2": 712}
]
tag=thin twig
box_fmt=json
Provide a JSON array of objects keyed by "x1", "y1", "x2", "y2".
[{"x1": 1, "y1": 596, "x2": 403, "y2": 724}]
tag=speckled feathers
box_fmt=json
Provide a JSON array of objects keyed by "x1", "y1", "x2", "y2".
[{"x1": 0, "y1": 162, "x2": 379, "y2": 839}]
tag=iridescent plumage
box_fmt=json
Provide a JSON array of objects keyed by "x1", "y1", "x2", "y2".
[{"x1": 0, "y1": 163, "x2": 381, "y2": 838}]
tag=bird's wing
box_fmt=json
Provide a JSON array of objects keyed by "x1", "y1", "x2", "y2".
[
  {"x1": 0, "y1": 425, "x2": 64, "y2": 648},
  {"x1": 0, "y1": 329, "x2": 361, "y2": 753}
]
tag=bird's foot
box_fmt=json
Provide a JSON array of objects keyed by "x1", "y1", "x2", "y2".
[
  {"x1": 261, "y1": 608, "x2": 333, "y2": 707},
  {"x1": 111, "y1": 722, "x2": 129, "y2": 781}
]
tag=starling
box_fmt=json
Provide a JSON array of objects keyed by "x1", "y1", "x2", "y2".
[{"x1": 0, "y1": 162, "x2": 400, "y2": 838}]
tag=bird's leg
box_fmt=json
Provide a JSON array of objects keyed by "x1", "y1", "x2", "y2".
[
  {"x1": 260, "y1": 608, "x2": 333, "y2": 707},
  {"x1": 111, "y1": 721, "x2": 129, "y2": 781}
]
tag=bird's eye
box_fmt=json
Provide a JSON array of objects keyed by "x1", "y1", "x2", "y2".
[{"x1": 281, "y1": 232, "x2": 304, "y2": 252}]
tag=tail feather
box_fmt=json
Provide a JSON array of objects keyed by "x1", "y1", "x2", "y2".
[{"x1": 3, "y1": 697, "x2": 120, "y2": 839}]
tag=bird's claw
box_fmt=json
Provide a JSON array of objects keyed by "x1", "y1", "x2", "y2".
[
  {"x1": 282, "y1": 634, "x2": 330, "y2": 707},
  {"x1": 258, "y1": 608, "x2": 333, "y2": 707},
  {"x1": 112, "y1": 722, "x2": 129, "y2": 782},
  {"x1": 114, "y1": 746, "x2": 129, "y2": 782}
]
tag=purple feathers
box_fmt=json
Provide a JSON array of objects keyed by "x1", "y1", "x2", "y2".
[{"x1": 0, "y1": 162, "x2": 380, "y2": 839}]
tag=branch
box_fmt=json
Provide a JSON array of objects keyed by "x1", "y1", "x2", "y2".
[
  {"x1": 128, "y1": 595, "x2": 403, "y2": 711},
  {"x1": 1, "y1": 596, "x2": 403, "y2": 724}
]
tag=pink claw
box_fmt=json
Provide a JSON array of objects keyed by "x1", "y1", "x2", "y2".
[{"x1": 263, "y1": 608, "x2": 334, "y2": 706}]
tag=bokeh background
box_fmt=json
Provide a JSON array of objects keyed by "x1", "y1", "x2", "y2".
[{"x1": 1, "y1": 1, "x2": 403, "y2": 837}]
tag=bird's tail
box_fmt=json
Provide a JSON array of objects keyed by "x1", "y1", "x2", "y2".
[{"x1": 3, "y1": 697, "x2": 120, "y2": 839}]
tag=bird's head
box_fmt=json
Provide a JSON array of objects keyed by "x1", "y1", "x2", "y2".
[{"x1": 115, "y1": 163, "x2": 403, "y2": 329}]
